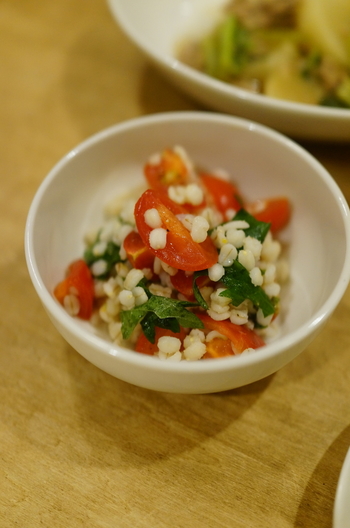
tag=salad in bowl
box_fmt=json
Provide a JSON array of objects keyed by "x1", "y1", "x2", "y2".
[
  {"x1": 54, "y1": 146, "x2": 291, "y2": 361},
  {"x1": 25, "y1": 112, "x2": 350, "y2": 393}
]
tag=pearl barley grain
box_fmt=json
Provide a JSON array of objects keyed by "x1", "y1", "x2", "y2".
[
  {"x1": 186, "y1": 183, "x2": 204, "y2": 206},
  {"x1": 208, "y1": 263, "x2": 225, "y2": 282},
  {"x1": 63, "y1": 294, "x2": 80, "y2": 316},
  {"x1": 238, "y1": 249, "x2": 255, "y2": 271},
  {"x1": 191, "y1": 216, "x2": 209, "y2": 243},
  {"x1": 250, "y1": 266, "x2": 263, "y2": 286},
  {"x1": 226, "y1": 228, "x2": 246, "y2": 248},
  {"x1": 158, "y1": 336, "x2": 181, "y2": 355},
  {"x1": 219, "y1": 244, "x2": 237, "y2": 266},
  {"x1": 183, "y1": 341, "x2": 207, "y2": 361},
  {"x1": 244, "y1": 236, "x2": 262, "y2": 259},
  {"x1": 144, "y1": 208, "x2": 162, "y2": 228},
  {"x1": 124, "y1": 268, "x2": 144, "y2": 291},
  {"x1": 91, "y1": 259, "x2": 108, "y2": 277},
  {"x1": 149, "y1": 228, "x2": 167, "y2": 249}
]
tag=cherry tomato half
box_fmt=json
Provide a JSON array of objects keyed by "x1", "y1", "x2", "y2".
[
  {"x1": 123, "y1": 230, "x2": 155, "y2": 270},
  {"x1": 204, "y1": 337, "x2": 235, "y2": 358},
  {"x1": 144, "y1": 148, "x2": 189, "y2": 191},
  {"x1": 246, "y1": 197, "x2": 290, "y2": 233},
  {"x1": 135, "y1": 327, "x2": 188, "y2": 355},
  {"x1": 54, "y1": 259, "x2": 94, "y2": 320},
  {"x1": 134, "y1": 189, "x2": 218, "y2": 272},
  {"x1": 196, "y1": 313, "x2": 265, "y2": 356},
  {"x1": 170, "y1": 270, "x2": 212, "y2": 300},
  {"x1": 144, "y1": 149, "x2": 206, "y2": 213},
  {"x1": 200, "y1": 173, "x2": 243, "y2": 217}
]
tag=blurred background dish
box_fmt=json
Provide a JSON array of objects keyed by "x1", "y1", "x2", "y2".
[{"x1": 107, "y1": 0, "x2": 350, "y2": 141}]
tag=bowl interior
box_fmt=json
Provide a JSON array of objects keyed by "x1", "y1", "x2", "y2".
[
  {"x1": 28, "y1": 113, "x2": 349, "y2": 351},
  {"x1": 107, "y1": 0, "x2": 350, "y2": 141}
]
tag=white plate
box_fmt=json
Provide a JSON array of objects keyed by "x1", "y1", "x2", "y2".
[
  {"x1": 107, "y1": 0, "x2": 350, "y2": 142},
  {"x1": 334, "y1": 448, "x2": 350, "y2": 528}
]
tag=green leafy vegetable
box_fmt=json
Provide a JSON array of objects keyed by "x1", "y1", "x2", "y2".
[
  {"x1": 209, "y1": 209, "x2": 270, "y2": 242},
  {"x1": 84, "y1": 239, "x2": 123, "y2": 278},
  {"x1": 120, "y1": 296, "x2": 203, "y2": 343},
  {"x1": 140, "y1": 313, "x2": 180, "y2": 343},
  {"x1": 220, "y1": 260, "x2": 275, "y2": 317},
  {"x1": 233, "y1": 209, "x2": 270, "y2": 243},
  {"x1": 192, "y1": 271, "x2": 209, "y2": 310},
  {"x1": 202, "y1": 15, "x2": 250, "y2": 80},
  {"x1": 217, "y1": 15, "x2": 247, "y2": 78},
  {"x1": 137, "y1": 277, "x2": 152, "y2": 296},
  {"x1": 301, "y1": 51, "x2": 322, "y2": 79}
]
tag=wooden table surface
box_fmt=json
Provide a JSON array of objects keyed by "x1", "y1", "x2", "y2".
[{"x1": 1, "y1": 1, "x2": 350, "y2": 527}]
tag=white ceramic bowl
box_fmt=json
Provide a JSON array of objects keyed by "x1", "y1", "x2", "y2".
[
  {"x1": 25, "y1": 112, "x2": 350, "y2": 394},
  {"x1": 334, "y1": 448, "x2": 350, "y2": 528},
  {"x1": 107, "y1": 0, "x2": 350, "y2": 142},
  {"x1": 333, "y1": 448, "x2": 350, "y2": 528}
]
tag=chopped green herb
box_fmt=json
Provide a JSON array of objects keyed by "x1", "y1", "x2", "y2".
[
  {"x1": 192, "y1": 270, "x2": 209, "y2": 310},
  {"x1": 220, "y1": 260, "x2": 275, "y2": 317},
  {"x1": 137, "y1": 277, "x2": 152, "y2": 296},
  {"x1": 120, "y1": 295, "x2": 203, "y2": 343},
  {"x1": 84, "y1": 239, "x2": 123, "y2": 278},
  {"x1": 233, "y1": 209, "x2": 270, "y2": 243},
  {"x1": 141, "y1": 312, "x2": 180, "y2": 343}
]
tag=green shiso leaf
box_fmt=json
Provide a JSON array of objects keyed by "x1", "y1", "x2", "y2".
[
  {"x1": 120, "y1": 296, "x2": 203, "y2": 343},
  {"x1": 220, "y1": 260, "x2": 275, "y2": 317},
  {"x1": 84, "y1": 240, "x2": 122, "y2": 278},
  {"x1": 140, "y1": 313, "x2": 180, "y2": 344},
  {"x1": 192, "y1": 271, "x2": 209, "y2": 310},
  {"x1": 232, "y1": 209, "x2": 270, "y2": 243}
]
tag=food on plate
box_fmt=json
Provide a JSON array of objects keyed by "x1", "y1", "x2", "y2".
[
  {"x1": 54, "y1": 146, "x2": 291, "y2": 361},
  {"x1": 177, "y1": 0, "x2": 350, "y2": 108}
]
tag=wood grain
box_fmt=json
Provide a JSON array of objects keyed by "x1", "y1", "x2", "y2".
[{"x1": 1, "y1": 1, "x2": 350, "y2": 526}]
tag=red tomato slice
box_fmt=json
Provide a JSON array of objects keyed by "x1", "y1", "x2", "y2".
[
  {"x1": 204, "y1": 337, "x2": 235, "y2": 359},
  {"x1": 155, "y1": 190, "x2": 191, "y2": 216},
  {"x1": 170, "y1": 270, "x2": 212, "y2": 300},
  {"x1": 246, "y1": 197, "x2": 290, "y2": 233},
  {"x1": 144, "y1": 148, "x2": 189, "y2": 191},
  {"x1": 200, "y1": 173, "x2": 243, "y2": 217},
  {"x1": 135, "y1": 327, "x2": 188, "y2": 355},
  {"x1": 54, "y1": 259, "x2": 94, "y2": 320},
  {"x1": 123, "y1": 231, "x2": 155, "y2": 270},
  {"x1": 144, "y1": 149, "x2": 206, "y2": 213},
  {"x1": 196, "y1": 313, "x2": 265, "y2": 356},
  {"x1": 134, "y1": 189, "x2": 218, "y2": 272}
]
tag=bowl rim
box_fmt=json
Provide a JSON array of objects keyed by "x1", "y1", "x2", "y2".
[
  {"x1": 107, "y1": 0, "x2": 350, "y2": 122},
  {"x1": 25, "y1": 111, "x2": 350, "y2": 374},
  {"x1": 334, "y1": 447, "x2": 350, "y2": 528}
]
